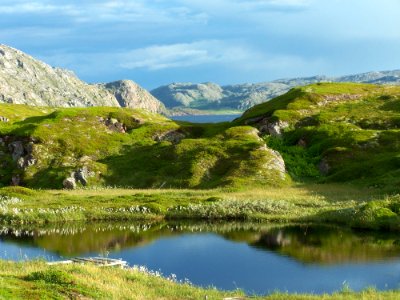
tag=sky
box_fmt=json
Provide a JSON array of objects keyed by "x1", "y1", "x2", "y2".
[{"x1": 1, "y1": 0, "x2": 400, "y2": 89}]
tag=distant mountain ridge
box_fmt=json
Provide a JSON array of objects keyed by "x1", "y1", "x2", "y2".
[
  {"x1": 151, "y1": 70, "x2": 400, "y2": 111},
  {"x1": 0, "y1": 44, "x2": 165, "y2": 113}
]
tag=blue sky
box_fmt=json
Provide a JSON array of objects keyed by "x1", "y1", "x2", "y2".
[{"x1": 1, "y1": 0, "x2": 400, "y2": 89}]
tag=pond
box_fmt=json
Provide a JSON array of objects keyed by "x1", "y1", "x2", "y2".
[
  {"x1": 1, "y1": 222, "x2": 400, "y2": 295},
  {"x1": 170, "y1": 114, "x2": 241, "y2": 123}
]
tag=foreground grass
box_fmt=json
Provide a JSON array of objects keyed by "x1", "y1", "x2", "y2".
[
  {"x1": 0, "y1": 184, "x2": 399, "y2": 231},
  {"x1": 0, "y1": 260, "x2": 399, "y2": 300}
]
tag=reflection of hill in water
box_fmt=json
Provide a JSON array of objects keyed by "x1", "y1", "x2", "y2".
[
  {"x1": 1, "y1": 223, "x2": 400, "y2": 264},
  {"x1": 249, "y1": 226, "x2": 400, "y2": 264}
]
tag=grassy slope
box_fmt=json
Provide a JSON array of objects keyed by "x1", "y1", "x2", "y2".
[
  {"x1": 0, "y1": 260, "x2": 399, "y2": 300},
  {"x1": 1, "y1": 83, "x2": 400, "y2": 190},
  {"x1": 0, "y1": 105, "x2": 286, "y2": 189},
  {"x1": 238, "y1": 83, "x2": 400, "y2": 189}
]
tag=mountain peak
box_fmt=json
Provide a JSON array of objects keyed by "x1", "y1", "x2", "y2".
[{"x1": 0, "y1": 44, "x2": 165, "y2": 113}]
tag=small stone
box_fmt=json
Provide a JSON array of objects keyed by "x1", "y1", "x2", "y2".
[
  {"x1": 297, "y1": 139, "x2": 307, "y2": 147},
  {"x1": 8, "y1": 141, "x2": 25, "y2": 161},
  {"x1": 11, "y1": 175, "x2": 20, "y2": 186},
  {"x1": 319, "y1": 158, "x2": 330, "y2": 175},
  {"x1": 63, "y1": 177, "x2": 76, "y2": 189}
]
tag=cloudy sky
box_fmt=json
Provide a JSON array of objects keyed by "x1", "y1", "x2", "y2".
[{"x1": 1, "y1": 0, "x2": 400, "y2": 89}]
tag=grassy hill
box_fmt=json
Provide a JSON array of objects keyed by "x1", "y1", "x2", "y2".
[
  {"x1": 1, "y1": 82, "x2": 400, "y2": 191},
  {"x1": 238, "y1": 83, "x2": 400, "y2": 190},
  {"x1": 0, "y1": 104, "x2": 287, "y2": 189}
]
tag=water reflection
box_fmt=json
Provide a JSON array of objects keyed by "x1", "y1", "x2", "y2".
[
  {"x1": 2, "y1": 222, "x2": 400, "y2": 294},
  {"x1": 1, "y1": 222, "x2": 400, "y2": 264}
]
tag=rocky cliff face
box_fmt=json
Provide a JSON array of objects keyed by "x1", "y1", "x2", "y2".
[
  {"x1": 151, "y1": 71, "x2": 400, "y2": 111},
  {"x1": 151, "y1": 82, "x2": 224, "y2": 108},
  {"x1": 0, "y1": 44, "x2": 165, "y2": 113},
  {"x1": 103, "y1": 80, "x2": 166, "y2": 114}
]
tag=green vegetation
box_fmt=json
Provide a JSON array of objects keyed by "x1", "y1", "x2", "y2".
[
  {"x1": 0, "y1": 260, "x2": 399, "y2": 299},
  {"x1": 2, "y1": 83, "x2": 400, "y2": 298},
  {"x1": 239, "y1": 83, "x2": 400, "y2": 189},
  {"x1": 0, "y1": 105, "x2": 286, "y2": 189},
  {"x1": 1, "y1": 184, "x2": 399, "y2": 232}
]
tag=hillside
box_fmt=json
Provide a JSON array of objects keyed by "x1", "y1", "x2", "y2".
[
  {"x1": 238, "y1": 82, "x2": 400, "y2": 189},
  {"x1": 151, "y1": 71, "x2": 400, "y2": 112},
  {"x1": 0, "y1": 44, "x2": 165, "y2": 113},
  {"x1": 0, "y1": 104, "x2": 287, "y2": 189},
  {"x1": 0, "y1": 83, "x2": 399, "y2": 191}
]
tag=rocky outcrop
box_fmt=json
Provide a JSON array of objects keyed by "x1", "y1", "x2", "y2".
[
  {"x1": 104, "y1": 80, "x2": 166, "y2": 114},
  {"x1": 259, "y1": 119, "x2": 289, "y2": 137},
  {"x1": 6, "y1": 138, "x2": 37, "y2": 170},
  {"x1": 0, "y1": 44, "x2": 165, "y2": 113},
  {"x1": 153, "y1": 130, "x2": 186, "y2": 144},
  {"x1": 98, "y1": 117, "x2": 127, "y2": 133},
  {"x1": 63, "y1": 166, "x2": 91, "y2": 189},
  {"x1": 259, "y1": 145, "x2": 286, "y2": 180}
]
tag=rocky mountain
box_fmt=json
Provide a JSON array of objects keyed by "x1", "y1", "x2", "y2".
[
  {"x1": 151, "y1": 71, "x2": 400, "y2": 111},
  {"x1": 0, "y1": 44, "x2": 165, "y2": 113}
]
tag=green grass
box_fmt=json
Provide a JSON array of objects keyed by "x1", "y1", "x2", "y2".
[
  {"x1": 0, "y1": 105, "x2": 287, "y2": 189},
  {"x1": 238, "y1": 83, "x2": 400, "y2": 189},
  {"x1": 1, "y1": 184, "x2": 399, "y2": 232},
  {"x1": 0, "y1": 260, "x2": 399, "y2": 299},
  {"x1": 2, "y1": 83, "x2": 400, "y2": 190}
]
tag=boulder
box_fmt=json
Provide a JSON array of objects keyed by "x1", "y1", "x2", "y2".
[
  {"x1": 319, "y1": 158, "x2": 330, "y2": 175},
  {"x1": 8, "y1": 141, "x2": 25, "y2": 161},
  {"x1": 104, "y1": 117, "x2": 126, "y2": 133},
  {"x1": 258, "y1": 145, "x2": 286, "y2": 180},
  {"x1": 11, "y1": 175, "x2": 20, "y2": 186},
  {"x1": 74, "y1": 167, "x2": 88, "y2": 186},
  {"x1": 154, "y1": 130, "x2": 186, "y2": 144},
  {"x1": 63, "y1": 177, "x2": 76, "y2": 189},
  {"x1": 259, "y1": 118, "x2": 289, "y2": 137}
]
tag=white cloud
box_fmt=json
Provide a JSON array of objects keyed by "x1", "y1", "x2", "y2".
[{"x1": 116, "y1": 40, "x2": 324, "y2": 73}]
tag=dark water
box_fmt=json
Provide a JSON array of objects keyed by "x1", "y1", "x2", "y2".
[
  {"x1": 170, "y1": 114, "x2": 241, "y2": 123},
  {"x1": 1, "y1": 222, "x2": 400, "y2": 295}
]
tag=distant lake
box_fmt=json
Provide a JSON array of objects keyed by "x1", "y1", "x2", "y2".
[
  {"x1": 170, "y1": 114, "x2": 241, "y2": 123},
  {"x1": 1, "y1": 222, "x2": 400, "y2": 295}
]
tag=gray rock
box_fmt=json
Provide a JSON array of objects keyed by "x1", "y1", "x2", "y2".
[
  {"x1": 8, "y1": 141, "x2": 24, "y2": 161},
  {"x1": 154, "y1": 130, "x2": 186, "y2": 144},
  {"x1": 11, "y1": 175, "x2": 20, "y2": 186},
  {"x1": 74, "y1": 167, "x2": 88, "y2": 186},
  {"x1": 258, "y1": 145, "x2": 286, "y2": 180},
  {"x1": 105, "y1": 117, "x2": 126, "y2": 133},
  {"x1": 319, "y1": 158, "x2": 331, "y2": 175},
  {"x1": 63, "y1": 177, "x2": 76, "y2": 189},
  {"x1": 17, "y1": 157, "x2": 25, "y2": 169},
  {"x1": 259, "y1": 119, "x2": 289, "y2": 137}
]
